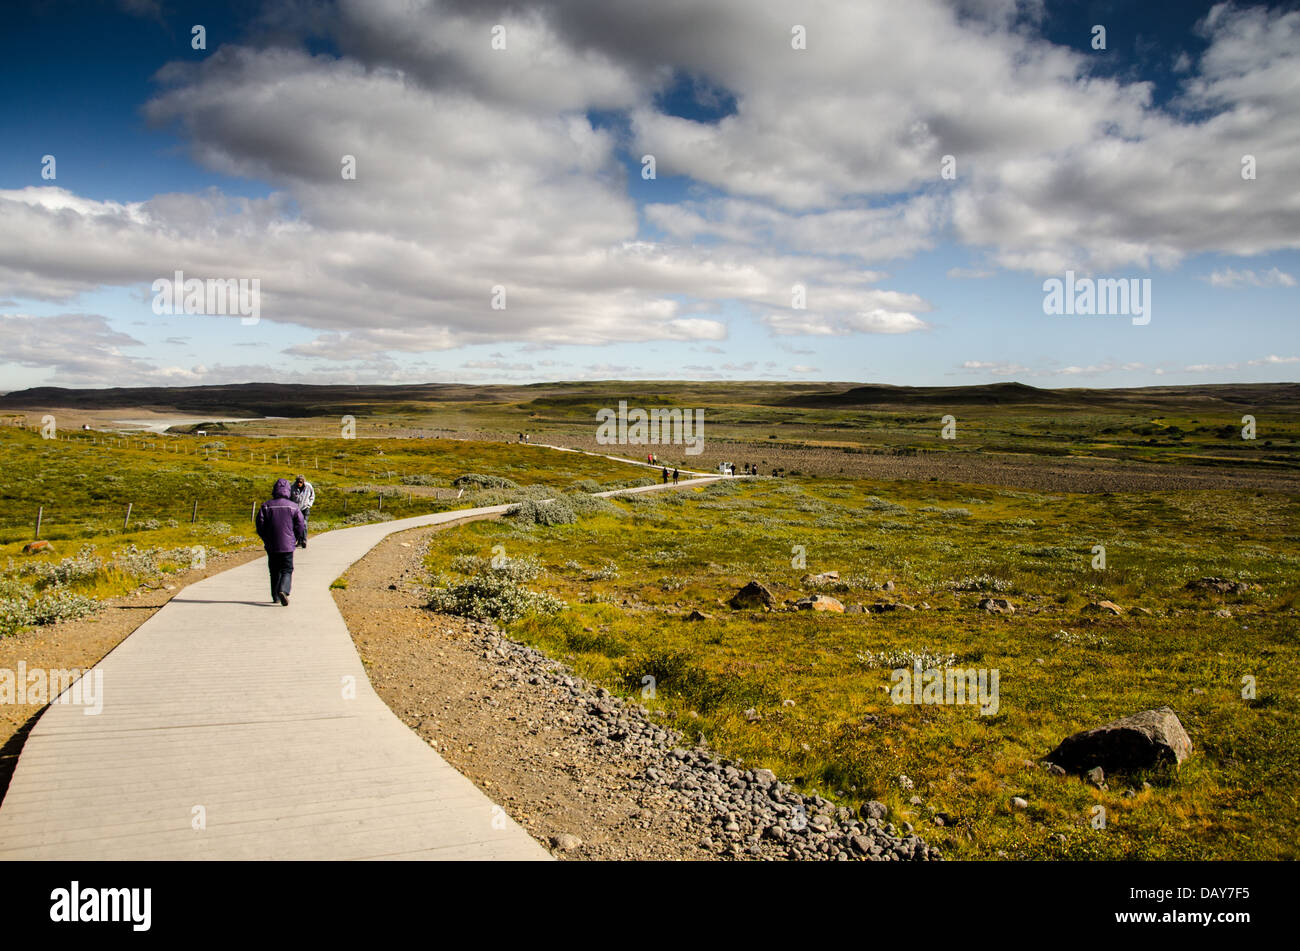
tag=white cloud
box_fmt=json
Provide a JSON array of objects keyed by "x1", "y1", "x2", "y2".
[
  {"x1": 2, "y1": 0, "x2": 1298, "y2": 385},
  {"x1": 1205, "y1": 266, "x2": 1296, "y2": 288}
]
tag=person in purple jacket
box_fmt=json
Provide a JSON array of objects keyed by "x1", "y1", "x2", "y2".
[{"x1": 255, "y1": 478, "x2": 307, "y2": 605}]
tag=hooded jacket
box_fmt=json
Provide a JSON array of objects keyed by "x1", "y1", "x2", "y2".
[
  {"x1": 290, "y1": 478, "x2": 315, "y2": 511},
  {"x1": 256, "y1": 478, "x2": 306, "y2": 553}
]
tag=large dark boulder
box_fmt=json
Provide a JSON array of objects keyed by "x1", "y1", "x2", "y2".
[
  {"x1": 1046, "y1": 706, "x2": 1192, "y2": 774},
  {"x1": 729, "y1": 581, "x2": 776, "y2": 610}
]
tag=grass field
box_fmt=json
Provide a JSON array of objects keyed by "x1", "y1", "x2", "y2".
[
  {"x1": 422, "y1": 476, "x2": 1300, "y2": 860},
  {"x1": 7, "y1": 380, "x2": 1298, "y2": 473},
  {"x1": 0, "y1": 427, "x2": 647, "y2": 626}
]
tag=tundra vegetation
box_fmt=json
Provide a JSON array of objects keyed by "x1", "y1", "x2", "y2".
[
  {"x1": 423, "y1": 477, "x2": 1300, "y2": 860},
  {"x1": 0, "y1": 428, "x2": 638, "y2": 633}
]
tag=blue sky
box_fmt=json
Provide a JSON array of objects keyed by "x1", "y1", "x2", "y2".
[{"x1": 1, "y1": 0, "x2": 1297, "y2": 391}]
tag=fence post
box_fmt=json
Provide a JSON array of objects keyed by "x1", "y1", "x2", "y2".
[
  {"x1": 378, "y1": 493, "x2": 383, "y2": 512},
  {"x1": 252, "y1": 501, "x2": 258, "y2": 522},
  {"x1": 35, "y1": 505, "x2": 43, "y2": 540},
  {"x1": 124, "y1": 502, "x2": 132, "y2": 531},
  {"x1": 191, "y1": 500, "x2": 198, "y2": 524}
]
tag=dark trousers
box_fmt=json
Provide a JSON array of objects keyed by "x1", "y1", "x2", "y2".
[
  {"x1": 297, "y1": 508, "x2": 310, "y2": 545},
  {"x1": 268, "y1": 551, "x2": 294, "y2": 600}
]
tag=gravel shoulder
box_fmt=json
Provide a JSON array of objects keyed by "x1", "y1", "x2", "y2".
[{"x1": 334, "y1": 522, "x2": 937, "y2": 861}]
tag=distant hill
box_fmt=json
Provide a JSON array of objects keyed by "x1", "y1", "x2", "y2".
[
  {"x1": 0, "y1": 382, "x2": 514, "y2": 416},
  {"x1": 1, "y1": 380, "x2": 1297, "y2": 416},
  {"x1": 778, "y1": 381, "x2": 1300, "y2": 411}
]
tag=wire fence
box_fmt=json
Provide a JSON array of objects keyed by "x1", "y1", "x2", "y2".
[{"x1": 0, "y1": 427, "x2": 634, "y2": 544}]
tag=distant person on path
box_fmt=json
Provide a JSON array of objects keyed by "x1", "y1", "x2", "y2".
[
  {"x1": 290, "y1": 474, "x2": 315, "y2": 547},
  {"x1": 672, "y1": 467, "x2": 679, "y2": 484},
  {"x1": 256, "y1": 478, "x2": 306, "y2": 606},
  {"x1": 662, "y1": 466, "x2": 669, "y2": 484}
]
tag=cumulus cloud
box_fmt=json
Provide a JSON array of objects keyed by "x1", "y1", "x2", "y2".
[{"x1": 1, "y1": 0, "x2": 1297, "y2": 384}]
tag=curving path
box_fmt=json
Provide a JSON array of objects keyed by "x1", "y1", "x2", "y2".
[{"x1": 0, "y1": 474, "x2": 721, "y2": 860}]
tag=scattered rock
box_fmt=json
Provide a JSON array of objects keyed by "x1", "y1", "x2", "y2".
[
  {"x1": 424, "y1": 597, "x2": 940, "y2": 863},
  {"x1": 882, "y1": 580, "x2": 895, "y2": 592},
  {"x1": 729, "y1": 581, "x2": 777, "y2": 611},
  {"x1": 1010, "y1": 797, "x2": 1029, "y2": 810},
  {"x1": 795, "y1": 594, "x2": 845, "y2": 613},
  {"x1": 1083, "y1": 600, "x2": 1123, "y2": 616},
  {"x1": 1214, "y1": 608, "x2": 1233, "y2": 618},
  {"x1": 870, "y1": 601, "x2": 916, "y2": 613},
  {"x1": 550, "y1": 833, "x2": 583, "y2": 852},
  {"x1": 976, "y1": 598, "x2": 1014, "y2": 614},
  {"x1": 685, "y1": 609, "x2": 712, "y2": 621},
  {"x1": 845, "y1": 603, "x2": 865, "y2": 614},
  {"x1": 21, "y1": 540, "x2": 54, "y2": 555},
  {"x1": 1086, "y1": 766, "x2": 1106, "y2": 788},
  {"x1": 1046, "y1": 706, "x2": 1193, "y2": 774},
  {"x1": 802, "y1": 571, "x2": 840, "y2": 585},
  {"x1": 861, "y1": 800, "x2": 889, "y2": 821},
  {"x1": 1186, "y1": 577, "x2": 1250, "y2": 596}
]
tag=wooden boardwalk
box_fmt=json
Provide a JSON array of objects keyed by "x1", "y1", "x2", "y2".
[{"x1": 0, "y1": 475, "x2": 719, "y2": 860}]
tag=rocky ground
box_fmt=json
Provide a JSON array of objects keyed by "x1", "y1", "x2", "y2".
[{"x1": 335, "y1": 524, "x2": 939, "y2": 861}]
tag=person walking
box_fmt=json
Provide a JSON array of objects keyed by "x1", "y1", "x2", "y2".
[
  {"x1": 255, "y1": 478, "x2": 306, "y2": 606},
  {"x1": 672, "y1": 467, "x2": 679, "y2": 485},
  {"x1": 290, "y1": 474, "x2": 315, "y2": 547},
  {"x1": 662, "y1": 465, "x2": 669, "y2": 484}
]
